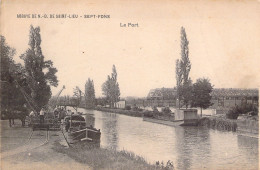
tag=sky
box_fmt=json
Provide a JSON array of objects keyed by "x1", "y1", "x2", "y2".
[{"x1": 1, "y1": 0, "x2": 260, "y2": 98}]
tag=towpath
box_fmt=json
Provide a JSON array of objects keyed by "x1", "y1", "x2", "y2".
[{"x1": 0, "y1": 120, "x2": 91, "y2": 170}]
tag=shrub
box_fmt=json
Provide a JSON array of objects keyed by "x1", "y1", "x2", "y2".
[
  {"x1": 143, "y1": 111, "x2": 154, "y2": 118},
  {"x1": 132, "y1": 106, "x2": 138, "y2": 111},
  {"x1": 132, "y1": 106, "x2": 143, "y2": 112},
  {"x1": 226, "y1": 103, "x2": 258, "y2": 119},
  {"x1": 152, "y1": 106, "x2": 159, "y2": 113},
  {"x1": 226, "y1": 106, "x2": 240, "y2": 119},
  {"x1": 198, "y1": 117, "x2": 237, "y2": 132},
  {"x1": 161, "y1": 107, "x2": 171, "y2": 114},
  {"x1": 125, "y1": 105, "x2": 131, "y2": 110}
]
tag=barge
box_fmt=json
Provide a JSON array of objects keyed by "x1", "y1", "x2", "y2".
[{"x1": 63, "y1": 114, "x2": 101, "y2": 144}]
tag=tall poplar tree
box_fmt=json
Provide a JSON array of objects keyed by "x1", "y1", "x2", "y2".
[
  {"x1": 85, "y1": 78, "x2": 95, "y2": 108},
  {"x1": 20, "y1": 25, "x2": 58, "y2": 112},
  {"x1": 102, "y1": 65, "x2": 120, "y2": 108},
  {"x1": 175, "y1": 59, "x2": 182, "y2": 108},
  {"x1": 175, "y1": 27, "x2": 192, "y2": 108}
]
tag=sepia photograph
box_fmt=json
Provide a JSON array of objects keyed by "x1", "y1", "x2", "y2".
[{"x1": 0, "y1": 0, "x2": 259, "y2": 169}]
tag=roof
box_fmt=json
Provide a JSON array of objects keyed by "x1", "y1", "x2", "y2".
[
  {"x1": 211, "y1": 88, "x2": 258, "y2": 97},
  {"x1": 147, "y1": 87, "x2": 258, "y2": 99}
]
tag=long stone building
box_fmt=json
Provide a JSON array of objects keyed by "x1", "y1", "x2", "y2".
[{"x1": 146, "y1": 88, "x2": 259, "y2": 109}]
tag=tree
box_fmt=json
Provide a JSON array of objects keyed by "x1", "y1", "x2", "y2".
[
  {"x1": 179, "y1": 78, "x2": 193, "y2": 109},
  {"x1": 85, "y1": 78, "x2": 95, "y2": 108},
  {"x1": 0, "y1": 35, "x2": 29, "y2": 124},
  {"x1": 1, "y1": 35, "x2": 15, "y2": 115},
  {"x1": 102, "y1": 65, "x2": 120, "y2": 108},
  {"x1": 191, "y1": 78, "x2": 213, "y2": 116},
  {"x1": 175, "y1": 27, "x2": 192, "y2": 108},
  {"x1": 180, "y1": 27, "x2": 191, "y2": 84},
  {"x1": 73, "y1": 86, "x2": 83, "y2": 112},
  {"x1": 20, "y1": 25, "x2": 58, "y2": 112},
  {"x1": 1, "y1": 35, "x2": 16, "y2": 119},
  {"x1": 175, "y1": 59, "x2": 182, "y2": 108},
  {"x1": 95, "y1": 97, "x2": 107, "y2": 107}
]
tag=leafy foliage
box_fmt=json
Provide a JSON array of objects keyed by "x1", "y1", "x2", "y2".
[
  {"x1": 179, "y1": 78, "x2": 193, "y2": 108},
  {"x1": 180, "y1": 27, "x2": 191, "y2": 83},
  {"x1": 0, "y1": 36, "x2": 29, "y2": 120},
  {"x1": 20, "y1": 26, "x2": 58, "y2": 112},
  {"x1": 85, "y1": 78, "x2": 96, "y2": 108},
  {"x1": 125, "y1": 105, "x2": 131, "y2": 110},
  {"x1": 73, "y1": 86, "x2": 83, "y2": 108},
  {"x1": 95, "y1": 97, "x2": 107, "y2": 106},
  {"x1": 102, "y1": 65, "x2": 120, "y2": 108},
  {"x1": 152, "y1": 106, "x2": 159, "y2": 113},
  {"x1": 226, "y1": 103, "x2": 259, "y2": 119},
  {"x1": 191, "y1": 78, "x2": 213, "y2": 115},
  {"x1": 161, "y1": 107, "x2": 171, "y2": 114},
  {"x1": 131, "y1": 106, "x2": 143, "y2": 112},
  {"x1": 175, "y1": 27, "x2": 192, "y2": 108},
  {"x1": 175, "y1": 59, "x2": 182, "y2": 97}
]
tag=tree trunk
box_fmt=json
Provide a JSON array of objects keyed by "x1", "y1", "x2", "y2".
[
  {"x1": 178, "y1": 97, "x2": 180, "y2": 109},
  {"x1": 201, "y1": 108, "x2": 202, "y2": 117}
]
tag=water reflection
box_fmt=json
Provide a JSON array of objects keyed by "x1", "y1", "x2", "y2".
[
  {"x1": 175, "y1": 127, "x2": 192, "y2": 170},
  {"x1": 78, "y1": 108, "x2": 258, "y2": 170},
  {"x1": 237, "y1": 135, "x2": 259, "y2": 170},
  {"x1": 101, "y1": 112, "x2": 119, "y2": 150},
  {"x1": 175, "y1": 127, "x2": 211, "y2": 170},
  {"x1": 84, "y1": 114, "x2": 95, "y2": 127}
]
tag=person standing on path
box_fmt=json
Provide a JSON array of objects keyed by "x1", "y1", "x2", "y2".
[
  {"x1": 40, "y1": 108, "x2": 45, "y2": 124},
  {"x1": 8, "y1": 110, "x2": 14, "y2": 127}
]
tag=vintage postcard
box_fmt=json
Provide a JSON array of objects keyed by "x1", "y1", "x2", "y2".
[{"x1": 1, "y1": 0, "x2": 259, "y2": 169}]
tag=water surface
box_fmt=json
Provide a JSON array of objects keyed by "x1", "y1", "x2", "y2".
[{"x1": 78, "y1": 108, "x2": 258, "y2": 170}]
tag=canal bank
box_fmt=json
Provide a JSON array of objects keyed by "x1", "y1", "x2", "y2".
[
  {"x1": 95, "y1": 107, "x2": 143, "y2": 117},
  {"x1": 53, "y1": 141, "x2": 172, "y2": 170},
  {"x1": 198, "y1": 116, "x2": 237, "y2": 132}
]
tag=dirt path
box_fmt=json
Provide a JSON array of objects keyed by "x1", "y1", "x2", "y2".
[{"x1": 0, "y1": 120, "x2": 91, "y2": 170}]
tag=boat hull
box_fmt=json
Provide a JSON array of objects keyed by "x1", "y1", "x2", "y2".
[{"x1": 66, "y1": 127, "x2": 101, "y2": 144}]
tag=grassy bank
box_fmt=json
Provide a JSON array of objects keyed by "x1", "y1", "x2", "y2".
[
  {"x1": 95, "y1": 107, "x2": 143, "y2": 117},
  {"x1": 53, "y1": 142, "x2": 173, "y2": 170},
  {"x1": 198, "y1": 116, "x2": 237, "y2": 132}
]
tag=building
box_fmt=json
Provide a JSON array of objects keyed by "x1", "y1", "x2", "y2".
[
  {"x1": 146, "y1": 87, "x2": 259, "y2": 109},
  {"x1": 114, "y1": 100, "x2": 126, "y2": 109},
  {"x1": 210, "y1": 88, "x2": 259, "y2": 109}
]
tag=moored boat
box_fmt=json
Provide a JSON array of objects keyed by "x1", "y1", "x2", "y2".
[{"x1": 63, "y1": 114, "x2": 101, "y2": 144}]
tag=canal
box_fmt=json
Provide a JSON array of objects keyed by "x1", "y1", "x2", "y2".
[{"x1": 78, "y1": 108, "x2": 258, "y2": 170}]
